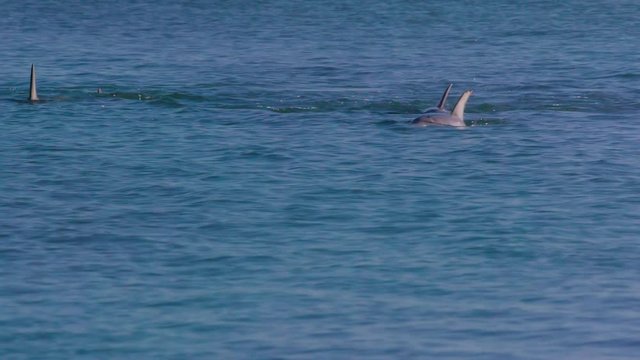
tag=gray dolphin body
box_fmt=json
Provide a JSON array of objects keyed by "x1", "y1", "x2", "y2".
[
  {"x1": 412, "y1": 84, "x2": 472, "y2": 127},
  {"x1": 29, "y1": 64, "x2": 39, "y2": 102}
]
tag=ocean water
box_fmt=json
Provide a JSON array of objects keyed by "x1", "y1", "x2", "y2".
[{"x1": 2, "y1": 0, "x2": 640, "y2": 359}]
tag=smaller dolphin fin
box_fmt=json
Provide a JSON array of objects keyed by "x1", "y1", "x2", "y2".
[
  {"x1": 437, "y1": 83, "x2": 453, "y2": 110},
  {"x1": 29, "y1": 64, "x2": 39, "y2": 102},
  {"x1": 451, "y1": 90, "x2": 473, "y2": 122}
]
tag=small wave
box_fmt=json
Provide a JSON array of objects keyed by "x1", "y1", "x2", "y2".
[
  {"x1": 97, "y1": 90, "x2": 209, "y2": 107},
  {"x1": 9, "y1": 86, "x2": 212, "y2": 107},
  {"x1": 592, "y1": 72, "x2": 640, "y2": 80},
  {"x1": 467, "y1": 117, "x2": 508, "y2": 126},
  {"x1": 266, "y1": 105, "x2": 319, "y2": 113},
  {"x1": 264, "y1": 98, "x2": 421, "y2": 114}
]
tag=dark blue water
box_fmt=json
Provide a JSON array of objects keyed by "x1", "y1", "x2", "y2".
[{"x1": 2, "y1": 1, "x2": 640, "y2": 359}]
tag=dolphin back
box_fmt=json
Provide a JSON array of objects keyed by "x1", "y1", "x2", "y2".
[
  {"x1": 29, "y1": 64, "x2": 39, "y2": 102},
  {"x1": 451, "y1": 90, "x2": 473, "y2": 123},
  {"x1": 437, "y1": 83, "x2": 453, "y2": 110}
]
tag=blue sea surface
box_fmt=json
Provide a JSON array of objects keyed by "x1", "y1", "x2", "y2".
[{"x1": 2, "y1": 1, "x2": 640, "y2": 359}]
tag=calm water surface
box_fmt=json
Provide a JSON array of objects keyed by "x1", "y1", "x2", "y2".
[{"x1": 2, "y1": 1, "x2": 640, "y2": 359}]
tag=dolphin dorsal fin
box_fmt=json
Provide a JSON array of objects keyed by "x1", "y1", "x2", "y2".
[
  {"x1": 29, "y1": 64, "x2": 39, "y2": 102},
  {"x1": 437, "y1": 83, "x2": 453, "y2": 110},
  {"x1": 451, "y1": 90, "x2": 473, "y2": 121}
]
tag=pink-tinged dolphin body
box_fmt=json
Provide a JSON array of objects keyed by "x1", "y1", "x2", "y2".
[{"x1": 412, "y1": 84, "x2": 473, "y2": 127}]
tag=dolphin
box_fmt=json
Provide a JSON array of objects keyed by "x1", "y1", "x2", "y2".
[
  {"x1": 425, "y1": 83, "x2": 452, "y2": 113},
  {"x1": 412, "y1": 84, "x2": 473, "y2": 127},
  {"x1": 29, "y1": 64, "x2": 39, "y2": 102}
]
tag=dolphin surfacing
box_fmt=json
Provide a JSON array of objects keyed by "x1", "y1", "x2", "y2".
[
  {"x1": 412, "y1": 84, "x2": 472, "y2": 127},
  {"x1": 29, "y1": 64, "x2": 39, "y2": 102}
]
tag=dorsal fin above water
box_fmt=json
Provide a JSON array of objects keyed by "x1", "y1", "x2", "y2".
[
  {"x1": 436, "y1": 83, "x2": 453, "y2": 110},
  {"x1": 29, "y1": 64, "x2": 39, "y2": 102},
  {"x1": 451, "y1": 90, "x2": 473, "y2": 121}
]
